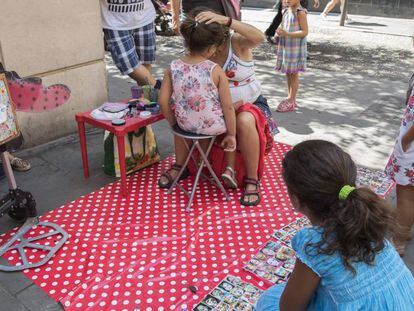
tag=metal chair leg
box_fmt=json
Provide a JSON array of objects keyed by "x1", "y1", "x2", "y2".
[
  {"x1": 185, "y1": 141, "x2": 206, "y2": 212},
  {"x1": 167, "y1": 131, "x2": 231, "y2": 212},
  {"x1": 195, "y1": 139, "x2": 230, "y2": 201},
  {"x1": 167, "y1": 141, "x2": 197, "y2": 195}
]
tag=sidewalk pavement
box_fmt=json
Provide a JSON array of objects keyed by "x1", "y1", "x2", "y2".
[
  {"x1": 245, "y1": 8, "x2": 414, "y2": 38},
  {"x1": 0, "y1": 8, "x2": 413, "y2": 311}
]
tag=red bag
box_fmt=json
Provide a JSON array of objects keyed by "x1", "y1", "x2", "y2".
[{"x1": 221, "y1": 0, "x2": 242, "y2": 20}]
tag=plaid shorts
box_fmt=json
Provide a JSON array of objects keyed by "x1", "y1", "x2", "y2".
[{"x1": 103, "y1": 22, "x2": 156, "y2": 75}]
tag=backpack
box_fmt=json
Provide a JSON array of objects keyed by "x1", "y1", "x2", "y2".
[{"x1": 221, "y1": 0, "x2": 242, "y2": 20}]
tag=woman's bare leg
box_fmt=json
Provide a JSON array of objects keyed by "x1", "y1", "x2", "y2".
[
  {"x1": 322, "y1": 0, "x2": 340, "y2": 16},
  {"x1": 237, "y1": 112, "x2": 260, "y2": 203}
]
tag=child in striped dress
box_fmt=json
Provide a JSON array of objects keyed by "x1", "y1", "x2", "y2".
[{"x1": 275, "y1": 0, "x2": 308, "y2": 112}]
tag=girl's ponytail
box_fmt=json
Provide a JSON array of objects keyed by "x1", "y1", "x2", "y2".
[
  {"x1": 329, "y1": 187, "x2": 394, "y2": 272},
  {"x1": 282, "y1": 140, "x2": 395, "y2": 272},
  {"x1": 180, "y1": 10, "x2": 228, "y2": 54}
]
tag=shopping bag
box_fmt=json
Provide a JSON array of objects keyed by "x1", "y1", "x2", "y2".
[{"x1": 103, "y1": 126, "x2": 160, "y2": 177}]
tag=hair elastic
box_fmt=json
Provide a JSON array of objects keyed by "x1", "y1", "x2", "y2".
[
  {"x1": 226, "y1": 17, "x2": 233, "y2": 27},
  {"x1": 338, "y1": 185, "x2": 355, "y2": 201}
]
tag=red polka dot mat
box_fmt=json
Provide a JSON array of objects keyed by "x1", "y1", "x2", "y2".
[{"x1": 0, "y1": 142, "x2": 298, "y2": 310}]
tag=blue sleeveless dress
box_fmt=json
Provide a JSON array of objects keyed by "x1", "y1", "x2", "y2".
[{"x1": 256, "y1": 227, "x2": 414, "y2": 310}]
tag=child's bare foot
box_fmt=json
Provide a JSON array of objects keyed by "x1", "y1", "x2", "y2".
[{"x1": 221, "y1": 166, "x2": 238, "y2": 189}]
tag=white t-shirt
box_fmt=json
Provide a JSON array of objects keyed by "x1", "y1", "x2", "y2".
[{"x1": 100, "y1": 0, "x2": 156, "y2": 30}]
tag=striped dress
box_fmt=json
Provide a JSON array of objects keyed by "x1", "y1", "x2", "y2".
[{"x1": 275, "y1": 7, "x2": 307, "y2": 73}]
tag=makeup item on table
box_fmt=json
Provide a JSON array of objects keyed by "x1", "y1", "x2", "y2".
[
  {"x1": 150, "y1": 87, "x2": 159, "y2": 102},
  {"x1": 130, "y1": 85, "x2": 143, "y2": 99},
  {"x1": 142, "y1": 85, "x2": 152, "y2": 101},
  {"x1": 111, "y1": 118, "x2": 126, "y2": 126},
  {"x1": 140, "y1": 111, "x2": 151, "y2": 118},
  {"x1": 145, "y1": 102, "x2": 160, "y2": 114},
  {"x1": 90, "y1": 102, "x2": 129, "y2": 120}
]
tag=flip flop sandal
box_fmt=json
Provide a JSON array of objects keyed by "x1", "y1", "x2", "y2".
[
  {"x1": 10, "y1": 157, "x2": 31, "y2": 172},
  {"x1": 221, "y1": 166, "x2": 238, "y2": 189},
  {"x1": 158, "y1": 163, "x2": 189, "y2": 189},
  {"x1": 240, "y1": 178, "x2": 261, "y2": 206},
  {"x1": 276, "y1": 99, "x2": 297, "y2": 112}
]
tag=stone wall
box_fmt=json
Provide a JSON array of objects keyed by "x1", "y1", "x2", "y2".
[
  {"x1": 243, "y1": 0, "x2": 414, "y2": 19},
  {"x1": 0, "y1": 0, "x2": 108, "y2": 147}
]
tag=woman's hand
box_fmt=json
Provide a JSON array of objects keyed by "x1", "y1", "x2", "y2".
[
  {"x1": 195, "y1": 11, "x2": 229, "y2": 26},
  {"x1": 276, "y1": 28, "x2": 288, "y2": 37},
  {"x1": 221, "y1": 135, "x2": 237, "y2": 152},
  {"x1": 313, "y1": 0, "x2": 320, "y2": 8}
]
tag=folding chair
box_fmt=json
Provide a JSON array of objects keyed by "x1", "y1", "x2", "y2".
[{"x1": 168, "y1": 125, "x2": 230, "y2": 212}]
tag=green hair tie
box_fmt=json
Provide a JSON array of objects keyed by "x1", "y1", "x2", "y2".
[{"x1": 338, "y1": 185, "x2": 355, "y2": 201}]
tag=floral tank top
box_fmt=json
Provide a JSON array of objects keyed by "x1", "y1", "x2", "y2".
[{"x1": 171, "y1": 59, "x2": 226, "y2": 136}]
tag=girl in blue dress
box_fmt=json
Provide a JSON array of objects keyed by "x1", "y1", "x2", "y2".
[{"x1": 256, "y1": 140, "x2": 414, "y2": 310}]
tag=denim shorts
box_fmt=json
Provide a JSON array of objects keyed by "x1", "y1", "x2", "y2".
[
  {"x1": 254, "y1": 95, "x2": 279, "y2": 135},
  {"x1": 103, "y1": 22, "x2": 156, "y2": 75}
]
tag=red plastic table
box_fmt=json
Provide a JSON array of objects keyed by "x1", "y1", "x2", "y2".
[{"x1": 75, "y1": 103, "x2": 165, "y2": 197}]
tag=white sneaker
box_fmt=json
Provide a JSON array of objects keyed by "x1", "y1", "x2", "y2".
[{"x1": 345, "y1": 18, "x2": 354, "y2": 24}]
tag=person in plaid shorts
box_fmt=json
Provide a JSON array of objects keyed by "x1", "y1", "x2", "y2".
[{"x1": 100, "y1": 0, "x2": 160, "y2": 88}]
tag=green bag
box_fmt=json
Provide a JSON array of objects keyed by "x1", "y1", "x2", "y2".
[{"x1": 103, "y1": 125, "x2": 160, "y2": 177}]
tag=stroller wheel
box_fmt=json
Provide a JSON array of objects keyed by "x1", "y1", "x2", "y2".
[
  {"x1": 7, "y1": 189, "x2": 36, "y2": 222},
  {"x1": 8, "y1": 206, "x2": 27, "y2": 222}
]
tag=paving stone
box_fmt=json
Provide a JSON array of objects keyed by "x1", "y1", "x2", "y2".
[
  {"x1": 0, "y1": 258, "x2": 32, "y2": 295},
  {"x1": 16, "y1": 284, "x2": 62, "y2": 311},
  {"x1": 0, "y1": 286, "x2": 27, "y2": 311}
]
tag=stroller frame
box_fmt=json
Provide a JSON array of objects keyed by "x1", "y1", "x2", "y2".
[{"x1": 0, "y1": 151, "x2": 68, "y2": 271}]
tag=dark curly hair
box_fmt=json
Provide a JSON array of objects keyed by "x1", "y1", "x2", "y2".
[
  {"x1": 180, "y1": 8, "x2": 229, "y2": 54},
  {"x1": 282, "y1": 140, "x2": 395, "y2": 273}
]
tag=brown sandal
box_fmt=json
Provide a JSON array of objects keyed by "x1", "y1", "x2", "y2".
[
  {"x1": 158, "y1": 163, "x2": 189, "y2": 189},
  {"x1": 240, "y1": 178, "x2": 261, "y2": 206}
]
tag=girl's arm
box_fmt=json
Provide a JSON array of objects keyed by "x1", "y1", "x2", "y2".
[
  {"x1": 159, "y1": 69, "x2": 176, "y2": 126},
  {"x1": 195, "y1": 11, "x2": 265, "y2": 50},
  {"x1": 213, "y1": 66, "x2": 237, "y2": 151},
  {"x1": 402, "y1": 125, "x2": 414, "y2": 152},
  {"x1": 277, "y1": 11, "x2": 308, "y2": 38},
  {"x1": 279, "y1": 259, "x2": 320, "y2": 311}
]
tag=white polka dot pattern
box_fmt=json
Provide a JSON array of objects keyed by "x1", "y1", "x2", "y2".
[{"x1": 0, "y1": 143, "x2": 298, "y2": 310}]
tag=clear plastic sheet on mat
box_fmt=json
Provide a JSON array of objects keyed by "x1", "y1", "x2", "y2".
[
  {"x1": 0, "y1": 143, "x2": 298, "y2": 310},
  {"x1": 0, "y1": 141, "x2": 397, "y2": 310}
]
